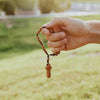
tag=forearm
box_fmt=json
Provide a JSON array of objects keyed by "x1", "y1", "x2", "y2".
[{"x1": 86, "y1": 21, "x2": 100, "y2": 44}]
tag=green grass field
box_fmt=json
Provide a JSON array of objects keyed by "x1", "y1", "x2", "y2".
[
  {"x1": 0, "y1": 17, "x2": 51, "y2": 59},
  {"x1": 0, "y1": 15, "x2": 100, "y2": 100}
]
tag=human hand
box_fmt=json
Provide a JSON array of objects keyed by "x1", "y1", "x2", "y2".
[{"x1": 41, "y1": 17, "x2": 90, "y2": 53}]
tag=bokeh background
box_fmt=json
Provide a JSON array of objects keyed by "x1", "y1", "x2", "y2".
[{"x1": 0, "y1": 0, "x2": 100, "y2": 100}]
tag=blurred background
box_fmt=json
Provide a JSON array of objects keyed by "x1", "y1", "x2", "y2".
[{"x1": 0, "y1": 0, "x2": 100, "y2": 100}]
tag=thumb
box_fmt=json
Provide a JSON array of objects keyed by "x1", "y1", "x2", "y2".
[
  {"x1": 43, "y1": 17, "x2": 58, "y2": 28},
  {"x1": 45, "y1": 22, "x2": 55, "y2": 28}
]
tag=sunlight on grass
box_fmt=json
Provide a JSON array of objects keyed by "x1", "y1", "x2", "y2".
[{"x1": 0, "y1": 44, "x2": 100, "y2": 100}]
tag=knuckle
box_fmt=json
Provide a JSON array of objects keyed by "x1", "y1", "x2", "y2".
[
  {"x1": 58, "y1": 32, "x2": 66, "y2": 38},
  {"x1": 61, "y1": 32, "x2": 66, "y2": 37},
  {"x1": 59, "y1": 32, "x2": 66, "y2": 38},
  {"x1": 62, "y1": 39, "x2": 67, "y2": 44}
]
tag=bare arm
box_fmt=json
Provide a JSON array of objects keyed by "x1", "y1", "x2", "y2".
[{"x1": 87, "y1": 21, "x2": 100, "y2": 44}]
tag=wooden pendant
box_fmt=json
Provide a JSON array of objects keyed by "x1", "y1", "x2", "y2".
[{"x1": 45, "y1": 64, "x2": 52, "y2": 78}]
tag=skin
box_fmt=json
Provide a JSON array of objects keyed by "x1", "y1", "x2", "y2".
[{"x1": 41, "y1": 17, "x2": 100, "y2": 53}]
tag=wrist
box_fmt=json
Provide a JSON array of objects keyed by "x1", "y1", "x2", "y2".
[{"x1": 86, "y1": 21, "x2": 100, "y2": 44}]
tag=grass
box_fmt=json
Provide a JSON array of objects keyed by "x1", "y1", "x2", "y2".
[
  {"x1": 0, "y1": 44, "x2": 100, "y2": 100},
  {"x1": 0, "y1": 15, "x2": 100, "y2": 100},
  {"x1": 0, "y1": 17, "x2": 51, "y2": 59}
]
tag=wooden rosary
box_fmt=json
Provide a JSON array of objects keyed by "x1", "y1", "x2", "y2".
[{"x1": 36, "y1": 26, "x2": 60, "y2": 78}]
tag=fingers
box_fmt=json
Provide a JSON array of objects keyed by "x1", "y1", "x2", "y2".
[
  {"x1": 51, "y1": 45, "x2": 66, "y2": 53},
  {"x1": 41, "y1": 28, "x2": 50, "y2": 36},
  {"x1": 41, "y1": 17, "x2": 66, "y2": 39},
  {"x1": 45, "y1": 17, "x2": 59, "y2": 28},
  {"x1": 42, "y1": 17, "x2": 63, "y2": 30},
  {"x1": 41, "y1": 29, "x2": 66, "y2": 42},
  {"x1": 46, "y1": 32, "x2": 66, "y2": 42},
  {"x1": 47, "y1": 38, "x2": 67, "y2": 48}
]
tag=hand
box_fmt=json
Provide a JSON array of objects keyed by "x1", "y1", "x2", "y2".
[{"x1": 41, "y1": 17, "x2": 90, "y2": 53}]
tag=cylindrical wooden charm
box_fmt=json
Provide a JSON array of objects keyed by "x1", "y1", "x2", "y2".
[{"x1": 45, "y1": 64, "x2": 52, "y2": 78}]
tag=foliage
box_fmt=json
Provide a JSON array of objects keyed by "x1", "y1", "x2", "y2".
[
  {"x1": 38, "y1": 0, "x2": 55, "y2": 14},
  {"x1": 67, "y1": 2, "x2": 71, "y2": 10},
  {"x1": 14, "y1": 0, "x2": 36, "y2": 11},
  {"x1": 53, "y1": 0, "x2": 72, "y2": 12},
  {"x1": 0, "y1": 0, "x2": 16, "y2": 15},
  {"x1": 38, "y1": 0, "x2": 72, "y2": 14}
]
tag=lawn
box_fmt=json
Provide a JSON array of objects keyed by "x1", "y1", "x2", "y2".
[
  {"x1": 0, "y1": 17, "x2": 51, "y2": 59},
  {"x1": 0, "y1": 15, "x2": 100, "y2": 100}
]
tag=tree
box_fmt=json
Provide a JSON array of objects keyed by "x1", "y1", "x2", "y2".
[
  {"x1": 0, "y1": 0, "x2": 16, "y2": 15},
  {"x1": 38, "y1": 0, "x2": 55, "y2": 14},
  {"x1": 14, "y1": 0, "x2": 36, "y2": 11},
  {"x1": 38, "y1": 0, "x2": 71, "y2": 14}
]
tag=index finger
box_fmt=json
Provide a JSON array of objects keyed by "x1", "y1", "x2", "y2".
[{"x1": 41, "y1": 28, "x2": 50, "y2": 36}]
